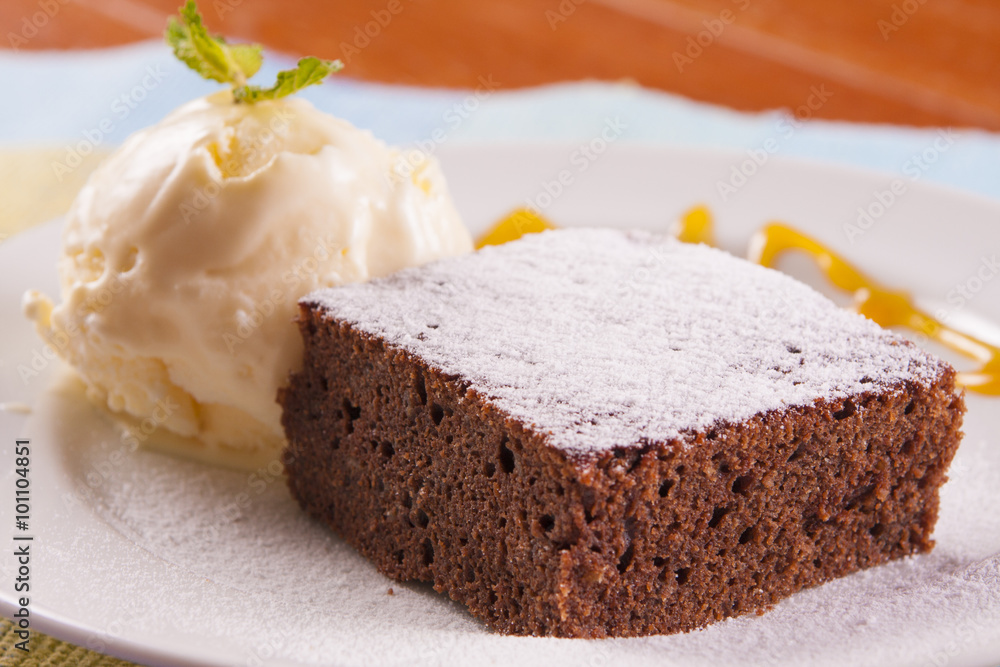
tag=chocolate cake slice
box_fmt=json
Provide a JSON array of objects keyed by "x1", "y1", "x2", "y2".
[{"x1": 280, "y1": 228, "x2": 964, "y2": 638}]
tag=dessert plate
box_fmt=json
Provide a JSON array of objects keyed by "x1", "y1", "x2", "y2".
[{"x1": 2, "y1": 144, "x2": 999, "y2": 667}]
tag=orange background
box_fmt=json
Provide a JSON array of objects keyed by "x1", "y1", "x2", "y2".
[{"x1": 2, "y1": 0, "x2": 998, "y2": 130}]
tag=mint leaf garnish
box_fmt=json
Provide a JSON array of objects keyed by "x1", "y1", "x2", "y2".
[
  {"x1": 165, "y1": 1, "x2": 342, "y2": 103},
  {"x1": 233, "y1": 57, "x2": 343, "y2": 103},
  {"x1": 166, "y1": 1, "x2": 256, "y2": 86}
]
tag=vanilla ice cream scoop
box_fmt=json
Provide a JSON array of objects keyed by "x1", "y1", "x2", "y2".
[{"x1": 25, "y1": 91, "x2": 472, "y2": 467}]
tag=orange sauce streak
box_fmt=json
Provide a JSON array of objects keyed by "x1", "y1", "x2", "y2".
[
  {"x1": 747, "y1": 222, "x2": 1000, "y2": 396},
  {"x1": 476, "y1": 207, "x2": 1000, "y2": 396},
  {"x1": 670, "y1": 204, "x2": 715, "y2": 246},
  {"x1": 475, "y1": 208, "x2": 558, "y2": 249}
]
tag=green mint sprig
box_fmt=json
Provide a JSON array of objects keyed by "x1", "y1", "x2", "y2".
[{"x1": 165, "y1": 1, "x2": 343, "y2": 103}]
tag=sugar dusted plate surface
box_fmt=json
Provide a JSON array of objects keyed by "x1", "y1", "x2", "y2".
[{"x1": 1, "y1": 144, "x2": 999, "y2": 667}]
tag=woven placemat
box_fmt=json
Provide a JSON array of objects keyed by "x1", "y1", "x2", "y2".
[{"x1": 0, "y1": 619, "x2": 141, "y2": 667}]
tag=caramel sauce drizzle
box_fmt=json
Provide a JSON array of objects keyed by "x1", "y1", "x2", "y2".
[
  {"x1": 478, "y1": 207, "x2": 1000, "y2": 396},
  {"x1": 476, "y1": 208, "x2": 558, "y2": 248}
]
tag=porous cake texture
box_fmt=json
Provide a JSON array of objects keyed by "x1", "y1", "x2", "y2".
[{"x1": 280, "y1": 228, "x2": 964, "y2": 637}]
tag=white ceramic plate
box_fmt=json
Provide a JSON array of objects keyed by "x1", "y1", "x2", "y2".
[{"x1": 2, "y1": 145, "x2": 999, "y2": 667}]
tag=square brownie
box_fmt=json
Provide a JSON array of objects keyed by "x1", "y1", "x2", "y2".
[{"x1": 280, "y1": 228, "x2": 964, "y2": 637}]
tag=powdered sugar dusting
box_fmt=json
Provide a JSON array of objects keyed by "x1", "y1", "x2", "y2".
[{"x1": 307, "y1": 229, "x2": 945, "y2": 454}]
